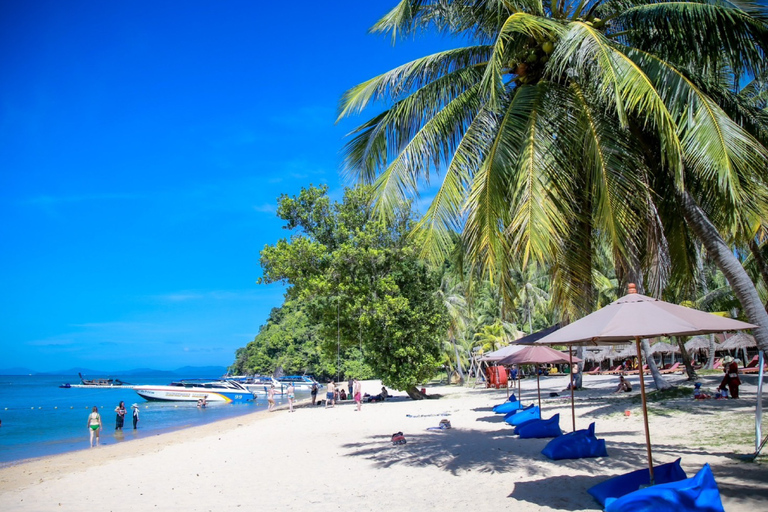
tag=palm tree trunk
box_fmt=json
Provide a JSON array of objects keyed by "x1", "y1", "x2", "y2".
[
  {"x1": 747, "y1": 239, "x2": 768, "y2": 311},
  {"x1": 676, "y1": 336, "x2": 697, "y2": 380},
  {"x1": 707, "y1": 334, "x2": 716, "y2": 369},
  {"x1": 641, "y1": 339, "x2": 672, "y2": 390},
  {"x1": 681, "y1": 192, "x2": 768, "y2": 352},
  {"x1": 452, "y1": 337, "x2": 466, "y2": 385}
]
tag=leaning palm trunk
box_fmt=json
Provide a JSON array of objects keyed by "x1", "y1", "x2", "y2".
[
  {"x1": 681, "y1": 192, "x2": 768, "y2": 353},
  {"x1": 706, "y1": 334, "x2": 716, "y2": 370},
  {"x1": 641, "y1": 339, "x2": 672, "y2": 390},
  {"x1": 676, "y1": 336, "x2": 697, "y2": 380}
]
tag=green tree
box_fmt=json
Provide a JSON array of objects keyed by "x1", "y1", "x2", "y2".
[
  {"x1": 338, "y1": 0, "x2": 768, "y2": 352},
  {"x1": 259, "y1": 185, "x2": 448, "y2": 398}
]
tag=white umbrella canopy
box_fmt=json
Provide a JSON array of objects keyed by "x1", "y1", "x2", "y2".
[
  {"x1": 535, "y1": 284, "x2": 757, "y2": 485},
  {"x1": 536, "y1": 287, "x2": 756, "y2": 346}
]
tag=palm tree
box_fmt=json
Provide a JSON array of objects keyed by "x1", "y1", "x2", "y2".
[
  {"x1": 338, "y1": 0, "x2": 768, "y2": 349},
  {"x1": 436, "y1": 273, "x2": 471, "y2": 383}
]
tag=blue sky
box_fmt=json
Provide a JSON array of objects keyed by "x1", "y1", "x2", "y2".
[{"x1": 0, "y1": 1, "x2": 447, "y2": 372}]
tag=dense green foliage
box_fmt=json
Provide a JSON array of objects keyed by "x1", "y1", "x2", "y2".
[
  {"x1": 242, "y1": 185, "x2": 448, "y2": 394},
  {"x1": 338, "y1": 0, "x2": 768, "y2": 352}
]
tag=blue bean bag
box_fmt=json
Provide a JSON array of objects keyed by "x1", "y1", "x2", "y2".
[
  {"x1": 493, "y1": 400, "x2": 524, "y2": 414},
  {"x1": 504, "y1": 405, "x2": 540, "y2": 426},
  {"x1": 515, "y1": 414, "x2": 562, "y2": 439},
  {"x1": 588, "y1": 458, "x2": 687, "y2": 507},
  {"x1": 541, "y1": 422, "x2": 608, "y2": 460},
  {"x1": 504, "y1": 403, "x2": 535, "y2": 419},
  {"x1": 604, "y1": 463, "x2": 723, "y2": 512}
]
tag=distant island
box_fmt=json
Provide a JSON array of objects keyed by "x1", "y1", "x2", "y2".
[{"x1": 0, "y1": 365, "x2": 229, "y2": 377}]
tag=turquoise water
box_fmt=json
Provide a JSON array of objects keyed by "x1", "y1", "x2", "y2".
[{"x1": 0, "y1": 374, "x2": 300, "y2": 465}]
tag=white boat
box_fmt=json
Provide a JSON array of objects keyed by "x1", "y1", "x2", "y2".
[
  {"x1": 244, "y1": 376, "x2": 284, "y2": 395},
  {"x1": 276, "y1": 375, "x2": 320, "y2": 390},
  {"x1": 133, "y1": 379, "x2": 255, "y2": 403}
]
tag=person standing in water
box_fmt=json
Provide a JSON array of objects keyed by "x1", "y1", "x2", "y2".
[
  {"x1": 287, "y1": 383, "x2": 295, "y2": 413},
  {"x1": 114, "y1": 401, "x2": 126, "y2": 430},
  {"x1": 267, "y1": 384, "x2": 276, "y2": 412},
  {"x1": 131, "y1": 403, "x2": 140, "y2": 429},
  {"x1": 87, "y1": 406, "x2": 102, "y2": 447}
]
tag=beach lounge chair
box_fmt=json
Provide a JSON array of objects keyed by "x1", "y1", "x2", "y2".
[
  {"x1": 660, "y1": 362, "x2": 681, "y2": 374},
  {"x1": 625, "y1": 364, "x2": 649, "y2": 375},
  {"x1": 741, "y1": 355, "x2": 759, "y2": 370},
  {"x1": 603, "y1": 365, "x2": 623, "y2": 375},
  {"x1": 712, "y1": 358, "x2": 723, "y2": 370},
  {"x1": 584, "y1": 366, "x2": 602, "y2": 375},
  {"x1": 741, "y1": 362, "x2": 768, "y2": 374}
]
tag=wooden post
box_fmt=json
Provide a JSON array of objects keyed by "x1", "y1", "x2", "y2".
[
  {"x1": 569, "y1": 346, "x2": 575, "y2": 432},
  {"x1": 636, "y1": 336, "x2": 655, "y2": 485},
  {"x1": 536, "y1": 367, "x2": 541, "y2": 411}
]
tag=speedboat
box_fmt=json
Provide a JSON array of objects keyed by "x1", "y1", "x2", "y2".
[
  {"x1": 133, "y1": 379, "x2": 255, "y2": 403},
  {"x1": 79, "y1": 372, "x2": 128, "y2": 386},
  {"x1": 244, "y1": 375, "x2": 284, "y2": 395},
  {"x1": 277, "y1": 375, "x2": 319, "y2": 390}
]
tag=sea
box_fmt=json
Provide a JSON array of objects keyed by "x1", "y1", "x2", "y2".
[{"x1": 0, "y1": 374, "x2": 306, "y2": 466}]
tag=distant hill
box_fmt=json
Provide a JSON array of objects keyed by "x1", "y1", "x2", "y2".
[
  {"x1": 0, "y1": 367, "x2": 39, "y2": 375},
  {"x1": 173, "y1": 366, "x2": 228, "y2": 377}
]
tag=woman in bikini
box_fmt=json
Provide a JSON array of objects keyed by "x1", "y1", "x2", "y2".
[
  {"x1": 87, "y1": 406, "x2": 102, "y2": 447},
  {"x1": 267, "y1": 384, "x2": 276, "y2": 412}
]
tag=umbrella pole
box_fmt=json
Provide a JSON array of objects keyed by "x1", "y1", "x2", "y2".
[
  {"x1": 569, "y1": 346, "x2": 575, "y2": 432},
  {"x1": 636, "y1": 336, "x2": 655, "y2": 485},
  {"x1": 536, "y1": 367, "x2": 541, "y2": 412}
]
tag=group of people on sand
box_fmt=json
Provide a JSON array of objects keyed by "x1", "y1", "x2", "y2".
[
  {"x1": 322, "y1": 379, "x2": 364, "y2": 411},
  {"x1": 267, "y1": 383, "x2": 296, "y2": 412},
  {"x1": 87, "y1": 401, "x2": 140, "y2": 447}
]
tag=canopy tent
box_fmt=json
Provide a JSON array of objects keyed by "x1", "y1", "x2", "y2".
[
  {"x1": 535, "y1": 284, "x2": 756, "y2": 485},
  {"x1": 497, "y1": 346, "x2": 581, "y2": 411},
  {"x1": 479, "y1": 344, "x2": 527, "y2": 362}
]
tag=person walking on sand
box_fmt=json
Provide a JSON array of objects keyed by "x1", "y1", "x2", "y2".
[
  {"x1": 115, "y1": 401, "x2": 126, "y2": 430},
  {"x1": 719, "y1": 356, "x2": 741, "y2": 398},
  {"x1": 87, "y1": 406, "x2": 102, "y2": 447},
  {"x1": 131, "y1": 403, "x2": 140, "y2": 429},
  {"x1": 326, "y1": 380, "x2": 335, "y2": 408},
  {"x1": 287, "y1": 383, "x2": 295, "y2": 412},
  {"x1": 267, "y1": 384, "x2": 276, "y2": 412},
  {"x1": 353, "y1": 378, "x2": 362, "y2": 411}
]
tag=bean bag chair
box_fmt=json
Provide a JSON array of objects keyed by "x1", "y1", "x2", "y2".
[
  {"x1": 493, "y1": 399, "x2": 524, "y2": 414},
  {"x1": 504, "y1": 405, "x2": 540, "y2": 427},
  {"x1": 604, "y1": 463, "x2": 723, "y2": 512},
  {"x1": 588, "y1": 458, "x2": 687, "y2": 507},
  {"x1": 541, "y1": 422, "x2": 608, "y2": 460},
  {"x1": 515, "y1": 414, "x2": 562, "y2": 439},
  {"x1": 504, "y1": 403, "x2": 535, "y2": 419}
]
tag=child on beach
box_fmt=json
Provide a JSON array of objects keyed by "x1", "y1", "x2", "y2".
[
  {"x1": 287, "y1": 383, "x2": 295, "y2": 412},
  {"x1": 87, "y1": 406, "x2": 102, "y2": 447},
  {"x1": 132, "y1": 403, "x2": 140, "y2": 429}
]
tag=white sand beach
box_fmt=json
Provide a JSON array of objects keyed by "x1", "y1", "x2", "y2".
[{"x1": 1, "y1": 374, "x2": 766, "y2": 511}]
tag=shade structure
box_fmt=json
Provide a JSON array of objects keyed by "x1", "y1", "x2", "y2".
[
  {"x1": 536, "y1": 284, "x2": 757, "y2": 485},
  {"x1": 497, "y1": 346, "x2": 581, "y2": 411},
  {"x1": 650, "y1": 342, "x2": 679, "y2": 354},
  {"x1": 513, "y1": 324, "x2": 562, "y2": 345},
  {"x1": 480, "y1": 344, "x2": 527, "y2": 362},
  {"x1": 719, "y1": 332, "x2": 757, "y2": 351},
  {"x1": 685, "y1": 336, "x2": 720, "y2": 352}
]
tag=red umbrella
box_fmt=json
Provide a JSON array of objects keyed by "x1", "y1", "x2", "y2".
[
  {"x1": 498, "y1": 346, "x2": 581, "y2": 412},
  {"x1": 536, "y1": 283, "x2": 756, "y2": 484}
]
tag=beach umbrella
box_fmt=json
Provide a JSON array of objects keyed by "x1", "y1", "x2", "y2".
[
  {"x1": 479, "y1": 344, "x2": 527, "y2": 362},
  {"x1": 719, "y1": 332, "x2": 756, "y2": 351},
  {"x1": 684, "y1": 335, "x2": 720, "y2": 352},
  {"x1": 497, "y1": 346, "x2": 581, "y2": 411},
  {"x1": 535, "y1": 283, "x2": 756, "y2": 484}
]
